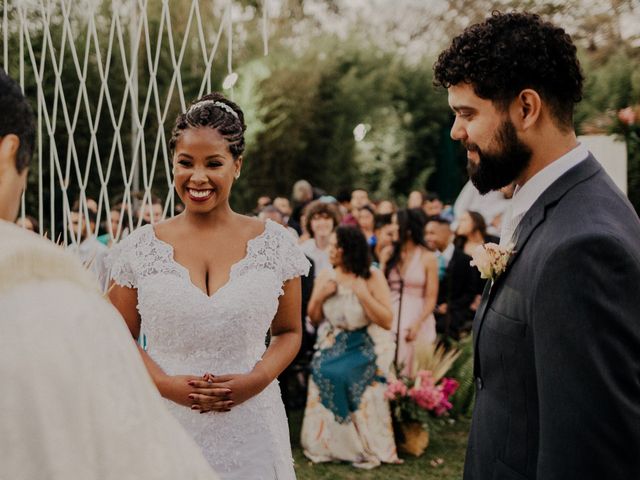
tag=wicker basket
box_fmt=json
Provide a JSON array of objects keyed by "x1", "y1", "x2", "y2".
[{"x1": 398, "y1": 422, "x2": 430, "y2": 457}]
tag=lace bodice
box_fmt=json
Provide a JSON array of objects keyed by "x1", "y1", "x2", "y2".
[{"x1": 105, "y1": 219, "x2": 310, "y2": 479}]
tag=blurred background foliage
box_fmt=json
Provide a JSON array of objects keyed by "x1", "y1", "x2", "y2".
[{"x1": 3, "y1": 0, "x2": 639, "y2": 215}]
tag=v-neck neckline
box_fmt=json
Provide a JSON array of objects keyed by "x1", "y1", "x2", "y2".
[
  {"x1": 398, "y1": 247, "x2": 421, "y2": 279},
  {"x1": 148, "y1": 220, "x2": 271, "y2": 299}
]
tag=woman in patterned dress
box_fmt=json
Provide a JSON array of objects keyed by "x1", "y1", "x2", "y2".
[{"x1": 301, "y1": 226, "x2": 400, "y2": 469}]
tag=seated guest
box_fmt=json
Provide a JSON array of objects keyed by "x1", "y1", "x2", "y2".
[
  {"x1": 259, "y1": 205, "x2": 299, "y2": 239},
  {"x1": 425, "y1": 216, "x2": 478, "y2": 339},
  {"x1": 273, "y1": 196, "x2": 293, "y2": 223},
  {"x1": 454, "y1": 210, "x2": 495, "y2": 300},
  {"x1": 407, "y1": 190, "x2": 424, "y2": 209},
  {"x1": 341, "y1": 188, "x2": 370, "y2": 226},
  {"x1": 289, "y1": 179, "x2": 314, "y2": 235},
  {"x1": 135, "y1": 194, "x2": 163, "y2": 226},
  {"x1": 454, "y1": 210, "x2": 499, "y2": 256},
  {"x1": 299, "y1": 200, "x2": 340, "y2": 276},
  {"x1": 375, "y1": 199, "x2": 396, "y2": 215},
  {"x1": 356, "y1": 204, "x2": 376, "y2": 246},
  {"x1": 423, "y1": 192, "x2": 444, "y2": 217},
  {"x1": 301, "y1": 226, "x2": 399, "y2": 469},
  {"x1": 371, "y1": 213, "x2": 396, "y2": 269},
  {"x1": 67, "y1": 200, "x2": 109, "y2": 291}
]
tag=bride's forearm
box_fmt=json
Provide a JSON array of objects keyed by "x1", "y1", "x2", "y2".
[
  {"x1": 251, "y1": 330, "x2": 300, "y2": 388},
  {"x1": 137, "y1": 345, "x2": 167, "y2": 386}
]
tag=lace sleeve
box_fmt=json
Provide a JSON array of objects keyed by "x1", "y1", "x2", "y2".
[
  {"x1": 275, "y1": 225, "x2": 311, "y2": 283},
  {"x1": 104, "y1": 237, "x2": 137, "y2": 289}
]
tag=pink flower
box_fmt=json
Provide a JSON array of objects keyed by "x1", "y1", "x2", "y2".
[
  {"x1": 440, "y1": 378, "x2": 459, "y2": 398},
  {"x1": 434, "y1": 398, "x2": 453, "y2": 416},
  {"x1": 409, "y1": 385, "x2": 443, "y2": 410},
  {"x1": 618, "y1": 107, "x2": 637, "y2": 126},
  {"x1": 385, "y1": 379, "x2": 408, "y2": 399}
]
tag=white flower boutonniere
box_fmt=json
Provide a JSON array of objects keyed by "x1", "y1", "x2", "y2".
[{"x1": 470, "y1": 242, "x2": 515, "y2": 282}]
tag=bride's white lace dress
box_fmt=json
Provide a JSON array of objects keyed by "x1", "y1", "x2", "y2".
[{"x1": 106, "y1": 219, "x2": 310, "y2": 480}]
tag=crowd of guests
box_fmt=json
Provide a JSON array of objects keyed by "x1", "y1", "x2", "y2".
[{"x1": 16, "y1": 179, "x2": 510, "y2": 469}]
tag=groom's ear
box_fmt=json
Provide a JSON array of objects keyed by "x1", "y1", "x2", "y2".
[
  {"x1": 512, "y1": 89, "x2": 541, "y2": 131},
  {"x1": 0, "y1": 134, "x2": 21, "y2": 175}
]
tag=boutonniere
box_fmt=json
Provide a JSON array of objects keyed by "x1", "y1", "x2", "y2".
[{"x1": 470, "y1": 242, "x2": 515, "y2": 283}]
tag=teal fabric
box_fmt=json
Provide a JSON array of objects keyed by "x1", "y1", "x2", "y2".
[
  {"x1": 311, "y1": 327, "x2": 383, "y2": 424},
  {"x1": 97, "y1": 233, "x2": 110, "y2": 246},
  {"x1": 437, "y1": 252, "x2": 447, "y2": 281}
]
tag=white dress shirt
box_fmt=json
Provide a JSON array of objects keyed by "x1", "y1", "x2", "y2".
[
  {"x1": 500, "y1": 143, "x2": 589, "y2": 246},
  {"x1": 440, "y1": 242, "x2": 455, "y2": 266}
]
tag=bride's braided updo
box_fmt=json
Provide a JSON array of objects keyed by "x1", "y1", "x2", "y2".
[{"x1": 169, "y1": 92, "x2": 246, "y2": 159}]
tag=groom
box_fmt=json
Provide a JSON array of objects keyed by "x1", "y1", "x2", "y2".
[{"x1": 434, "y1": 12, "x2": 640, "y2": 480}]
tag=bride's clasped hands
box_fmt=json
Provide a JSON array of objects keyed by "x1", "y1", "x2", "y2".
[{"x1": 188, "y1": 370, "x2": 270, "y2": 413}]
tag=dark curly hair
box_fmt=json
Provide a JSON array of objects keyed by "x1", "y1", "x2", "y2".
[
  {"x1": 433, "y1": 11, "x2": 583, "y2": 129},
  {"x1": 335, "y1": 225, "x2": 372, "y2": 279},
  {"x1": 169, "y1": 92, "x2": 246, "y2": 159},
  {"x1": 0, "y1": 68, "x2": 35, "y2": 173},
  {"x1": 385, "y1": 208, "x2": 428, "y2": 277}
]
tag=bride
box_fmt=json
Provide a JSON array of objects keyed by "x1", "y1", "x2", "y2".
[{"x1": 107, "y1": 93, "x2": 309, "y2": 480}]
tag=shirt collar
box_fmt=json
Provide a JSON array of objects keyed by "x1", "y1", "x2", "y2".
[
  {"x1": 441, "y1": 242, "x2": 455, "y2": 263},
  {"x1": 511, "y1": 143, "x2": 589, "y2": 219}
]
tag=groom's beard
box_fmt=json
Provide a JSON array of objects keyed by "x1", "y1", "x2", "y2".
[{"x1": 464, "y1": 120, "x2": 532, "y2": 195}]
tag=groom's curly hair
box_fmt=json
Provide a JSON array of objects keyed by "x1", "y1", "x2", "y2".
[{"x1": 433, "y1": 11, "x2": 584, "y2": 130}]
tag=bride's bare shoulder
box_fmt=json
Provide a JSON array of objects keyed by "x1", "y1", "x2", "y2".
[
  {"x1": 152, "y1": 215, "x2": 182, "y2": 239},
  {"x1": 234, "y1": 214, "x2": 267, "y2": 237}
]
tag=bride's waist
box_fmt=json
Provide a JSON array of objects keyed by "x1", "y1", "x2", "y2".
[{"x1": 150, "y1": 351, "x2": 262, "y2": 375}]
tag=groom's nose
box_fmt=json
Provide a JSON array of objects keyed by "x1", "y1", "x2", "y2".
[{"x1": 450, "y1": 117, "x2": 467, "y2": 141}]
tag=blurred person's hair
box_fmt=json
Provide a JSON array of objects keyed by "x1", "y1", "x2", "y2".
[
  {"x1": 466, "y1": 210, "x2": 487, "y2": 237},
  {"x1": 358, "y1": 205, "x2": 375, "y2": 217},
  {"x1": 335, "y1": 225, "x2": 371, "y2": 279},
  {"x1": 71, "y1": 198, "x2": 98, "y2": 224},
  {"x1": 303, "y1": 200, "x2": 341, "y2": 238},
  {"x1": 374, "y1": 213, "x2": 393, "y2": 230},
  {"x1": 336, "y1": 189, "x2": 352, "y2": 204},
  {"x1": 292, "y1": 180, "x2": 313, "y2": 203},
  {"x1": 259, "y1": 205, "x2": 284, "y2": 222},
  {"x1": 385, "y1": 208, "x2": 428, "y2": 277},
  {"x1": 426, "y1": 215, "x2": 451, "y2": 226}
]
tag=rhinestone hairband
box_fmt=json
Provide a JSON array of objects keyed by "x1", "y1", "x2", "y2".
[{"x1": 187, "y1": 100, "x2": 239, "y2": 119}]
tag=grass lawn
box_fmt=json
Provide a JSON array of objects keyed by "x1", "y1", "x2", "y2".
[{"x1": 288, "y1": 409, "x2": 470, "y2": 479}]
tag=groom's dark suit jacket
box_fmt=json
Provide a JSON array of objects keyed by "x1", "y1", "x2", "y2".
[{"x1": 464, "y1": 155, "x2": 640, "y2": 480}]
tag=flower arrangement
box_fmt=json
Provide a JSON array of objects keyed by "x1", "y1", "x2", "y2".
[
  {"x1": 386, "y1": 342, "x2": 460, "y2": 456},
  {"x1": 385, "y1": 371, "x2": 459, "y2": 427}
]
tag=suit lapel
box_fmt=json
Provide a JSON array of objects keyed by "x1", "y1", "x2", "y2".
[{"x1": 472, "y1": 155, "x2": 602, "y2": 359}]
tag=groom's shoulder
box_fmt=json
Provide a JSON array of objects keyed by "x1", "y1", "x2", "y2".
[
  {"x1": 0, "y1": 220, "x2": 99, "y2": 296},
  {"x1": 550, "y1": 164, "x2": 639, "y2": 234}
]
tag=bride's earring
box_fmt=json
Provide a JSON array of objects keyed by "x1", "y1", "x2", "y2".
[{"x1": 235, "y1": 172, "x2": 240, "y2": 180}]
